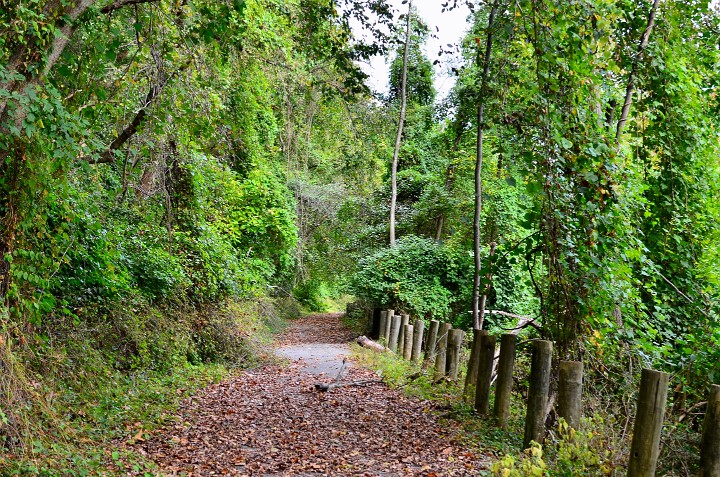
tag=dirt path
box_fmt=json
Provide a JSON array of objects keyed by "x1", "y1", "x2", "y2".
[{"x1": 136, "y1": 313, "x2": 489, "y2": 476}]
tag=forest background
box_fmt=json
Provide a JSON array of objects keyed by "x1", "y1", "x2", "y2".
[{"x1": 0, "y1": 0, "x2": 719, "y2": 474}]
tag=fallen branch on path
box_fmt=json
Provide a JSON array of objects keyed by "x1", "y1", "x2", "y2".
[
  {"x1": 314, "y1": 379, "x2": 384, "y2": 392},
  {"x1": 356, "y1": 335, "x2": 392, "y2": 353}
]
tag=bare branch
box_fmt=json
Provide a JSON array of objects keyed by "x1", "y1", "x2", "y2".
[{"x1": 100, "y1": 0, "x2": 159, "y2": 14}]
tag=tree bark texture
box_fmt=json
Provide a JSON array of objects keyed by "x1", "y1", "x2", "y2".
[
  {"x1": 403, "y1": 324, "x2": 414, "y2": 360},
  {"x1": 700, "y1": 385, "x2": 720, "y2": 477},
  {"x1": 388, "y1": 314, "x2": 401, "y2": 353},
  {"x1": 523, "y1": 340, "x2": 553, "y2": 448},
  {"x1": 378, "y1": 311, "x2": 388, "y2": 343},
  {"x1": 558, "y1": 361, "x2": 584, "y2": 430},
  {"x1": 474, "y1": 333, "x2": 496, "y2": 415},
  {"x1": 627, "y1": 368, "x2": 669, "y2": 477},
  {"x1": 434, "y1": 322, "x2": 451, "y2": 381},
  {"x1": 398, "y1": 314, "x2": 410, "y2": 355},
  {"x1": 425, "y1": 320, "x2": 440, "y2": 362},
  {"x1": 411, "y1": 319, "x2": 424, "y2": 362},
  {"x1": 446, "y1": 329, "x2": 465, "y2": 381},
  {"x1": 464, "y1": 329, "x2": 486, "y2": 397},
  {"x1": 493, "y1": 334, "x2": 517, "y2": 428}
]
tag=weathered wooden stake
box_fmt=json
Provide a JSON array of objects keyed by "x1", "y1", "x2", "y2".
[
  {"x1": 627, "y1": 368, "x2": 670, "y2": 477},
  {"x1": 411, "y1": 319, "x2": 424, "y2": 362},
  {"x1": 403, "y1": 324, "x2": 414, "y2": 360},
  {"x1": 474, "y1": 333, "x2": 496, "y2": 415},
  {"x1": 700, "y1": 384, "x2": 720, "y2": 477},
  {"x1": 493, "y1": 334, "x2": 517, "y2": 428},
  {"x1": 434, "y1": 322, "x2": 451, "y2": 380},
  {"x1": 558, "y1": 360, "x2": 584, "y2": 431},
  {"x1": 398, "y1": 314, "x2": 410, "y2": 354},
  {"x1": 383, "y1": 309, "x2": 395, "y2": 342},
  {"x1": 523, "y1": 340, "x2": 553, "y2": 448},
  {"x1": 388, "y1": 314, "x2": 401, "y2": 353},
  {"x1": 446, "y1": 329, "x2": 465, "y2": 381},
  {"x1": 425, "y1": 320, "x2": 440, "y2": 362},
  {"x1": 378, "y1": 311, "x2": 388, "y2": 343},
  {"x1": 464, "y1": 329, "x2": 486, "y2": 397}
]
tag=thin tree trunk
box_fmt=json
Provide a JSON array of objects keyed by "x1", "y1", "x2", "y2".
[
  {"x1": 615, "y1": 0, "x2": 661, "y2": 141},
  {"x1": 389, "y1": 0, "x2": 412, "y2": 247},
  {"x1": 472, "y1": 0, "x2": 500, "y2": 330},
  {"x1": 478, "y1": 241, "x2": 497, "y2": 326}
]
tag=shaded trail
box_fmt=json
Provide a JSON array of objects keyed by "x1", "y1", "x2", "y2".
[{"x1": 136, "y1": 313, "x2": 489, "y2": 475}]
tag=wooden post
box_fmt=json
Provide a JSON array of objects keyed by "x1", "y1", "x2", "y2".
[
  {"x1": 446, "y1": 329, "x2": 465, "y2": 381},
  {"x1": 475, "y1": 333, "x2": 496, "y2": 415},
  {"x1": 434, "y1": 322, "x2": 451, "y2": 380},
  {"x1": 371, "y1": 307, "x2": 382, "y2": 338},
  {"x1": 411, "y1": 319, "x2": 424, "y2": 362},
  {"x1": 398, "y1": 314, "x2": 410, "y2": 355},
  {"x1": 627, "y1": 368, "x2": 670, "y2": 477},
  {"x1": 384, "y1": 309, "x2": 395, "y2": 342},
  {"x1": 425, "y1": 320, "x2": 440, "y2": 362},
  {"x1": 493, "y1": 334, "x2": 517, "y2": 428},
  {"x1": 523, "y1": 340, "x2": 553, "y2": 448},
  {"x1": 388, "y1": 314, "x2": 401, "y2": 353},
  {"x1": 464, "y1": 329, "x2": 486, "y2": 397},
  {"x1": 378, "y1": 311, "x2": 388, "y2": 344},
  {"x1": 402, "y1": 324, "x2": 414, "y2": 360},
  {"x1": 700, "y1": 384, "x2": 720, "y2": 477},
  {"x1": 558, "y1": 361, "x2": 584, "y2": 430}
]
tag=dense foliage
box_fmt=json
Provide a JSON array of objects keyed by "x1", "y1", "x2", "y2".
[{"x1": 1, "y1": 0, "x2": 719, "y2": 474}]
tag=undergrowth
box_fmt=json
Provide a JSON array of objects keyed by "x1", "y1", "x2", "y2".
[{"x1": 0, "y1": 296, "x2": 300, "y2": 475}]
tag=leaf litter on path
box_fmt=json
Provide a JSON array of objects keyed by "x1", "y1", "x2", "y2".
[{"x1": 133, "y1": 313, "x2": 490, "y2": 475}]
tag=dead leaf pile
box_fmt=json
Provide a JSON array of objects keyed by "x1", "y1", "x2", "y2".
[{"x1": 133, "y1": 314, "x2": 489, "y2": 476}]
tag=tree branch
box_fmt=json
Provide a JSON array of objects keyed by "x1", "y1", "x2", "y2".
[
  {"x1": 615, "y1": 0, "x2": 661, "y2": 141},
  {"x1": 100, "y1": 0, "x2": 159, "y2": 14}
]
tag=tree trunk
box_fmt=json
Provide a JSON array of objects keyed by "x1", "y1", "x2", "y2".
[
  {"x1": 615, "y1": 0, "x2": 661, "y2": 141},
  {"x1": 389, "y1": 0, "x2": 413, "y2": 246},
  {"x1": 472, "y1": 0, "x2": 500, "y2": 330}
]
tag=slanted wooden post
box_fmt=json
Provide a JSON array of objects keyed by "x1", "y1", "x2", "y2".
[
  {"x1": 398, "y1": 314, "x2": 410, "y2": 355},
  {"x1": 558, "y1": 361, "x2": 584, "y2": 430},
  {"x1": 378, "y1": 311, "x2": 388, "y2": 343},
  {"x1": 446, "y1": 329, "x2": 465, "y2": 381},
  {"x1": 388, "y1": 314, "x2": 401, "y2": 353},
  {"x1": 425, "y1": 320, "x2": 440, "y2": 362},
  {"x1": 403, "y1": 324, "x2": 414, "y2": 360},
  {"x1": 411, "y1": 319, "x2": 424, "y2": 362},
  {"x1": 627, "y1": 368, "x2": 670, "y2": 477},
  {"x1": 494, "y1": 334, "x2": 517, "y2": 428},
  {"x1": 384, "y1": 309, "x2": 395, "y2": 342},
  {"x1": 434, "y1": 322, "x2": 451, "y2": 380},
  {"x1": 464, "y1": 329, "x2": 485, "y2": 397},
  {"x1": 523, "y1": 340, "x2": 553, "y2": 448},
  {"x1": 475, "y1": 333, "x2": 496, "y2": 415},
  {"x1": 700, "y1": 384, "x2": 720, "y2": 477}
]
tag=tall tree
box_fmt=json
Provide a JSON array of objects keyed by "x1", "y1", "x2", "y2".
[
  {"x1": 472, "y1": 0, "x2": 500, "y2": 331},
  {"x1": 389, "y1": 0, "x2": 412, "y2": 246}
]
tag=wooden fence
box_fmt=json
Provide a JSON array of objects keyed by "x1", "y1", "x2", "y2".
[{"x1": 366, "y1": 308, "x2": 720, "y2": 477}]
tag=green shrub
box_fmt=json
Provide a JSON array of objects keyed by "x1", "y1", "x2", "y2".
[
  {"x1": 350, "y1": 235, "x2": 471, "y2": 320},
  {"x1": 293, "y1": 279, "x2": 329, "y2": 312}
]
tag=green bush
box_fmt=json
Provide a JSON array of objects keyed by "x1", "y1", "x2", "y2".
[
  {"x1": 293, "y1": 279, "x2": 329, "y2": 312},
  {"x1": 350, "y1": 235, "x2": 471, "y2": 320}
]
